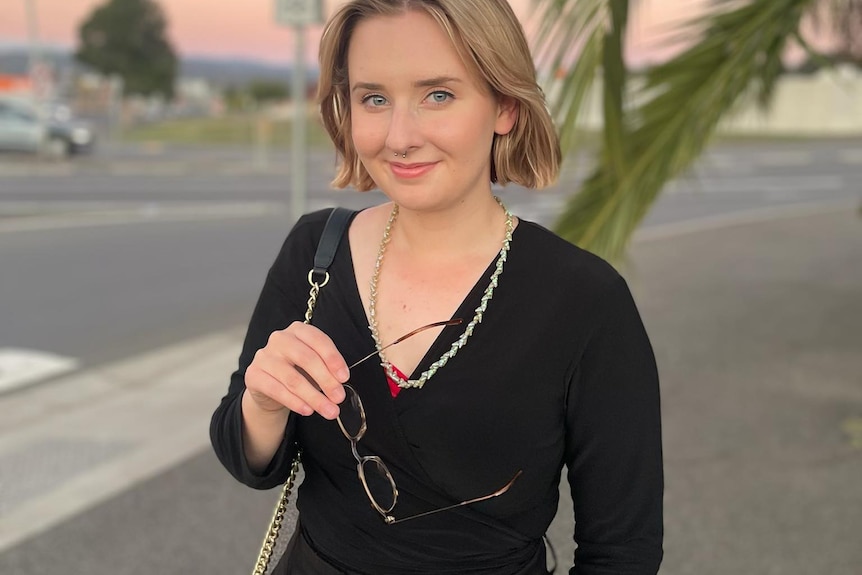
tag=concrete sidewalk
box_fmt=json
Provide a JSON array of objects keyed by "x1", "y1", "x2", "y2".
[
  {"x1": 0, "y1": 328, "x2": 245, "y2": 551},
  {"x1": 0, "y1": 205, "x2": 860, "y2": 574}
]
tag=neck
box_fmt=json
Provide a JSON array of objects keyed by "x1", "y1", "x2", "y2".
[{"x1": 389, "y1": 195, "x2": 509, "y2": 261}]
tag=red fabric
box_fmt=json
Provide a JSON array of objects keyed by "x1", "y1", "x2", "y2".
[{"x1": 386, "y1": 364, "x2": 408, "y2": 398}]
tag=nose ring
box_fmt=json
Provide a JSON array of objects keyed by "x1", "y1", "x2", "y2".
[{"x1": 393, "y1": 151, "x2": 407, "y2": 159}]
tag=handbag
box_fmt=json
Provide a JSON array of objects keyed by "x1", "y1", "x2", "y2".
[{"x1": 251, "y1": 207, "x2": 356, "y2": 575}]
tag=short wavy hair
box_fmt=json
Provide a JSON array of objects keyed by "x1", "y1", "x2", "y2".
[{"x1": 317, "y1": 0, "x2": 561, "y2": 191}]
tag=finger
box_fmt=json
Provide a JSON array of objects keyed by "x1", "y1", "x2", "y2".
[
  {"x1": 254, "y1": 346, "x2": 341, "y2": 420},
  {"x1": 245, "y1": 362, "x2": 314, "y2": 416},
  {"x1": 284, "y1": 323, "x2": 350, "y2": 402},
  {"x1": 255, "y1": 352, "x2": 340, "y2": 419},
  {"x1": 291, "y1": 322, "x2": 351, "y2": 381},
  {"x1": 290, "y1": 365, "x2": 342, "y2": 420}
]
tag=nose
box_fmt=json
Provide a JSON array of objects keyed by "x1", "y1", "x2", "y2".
[{"x1": 384, "y1": 104, "x2": 423, "y2": 156}]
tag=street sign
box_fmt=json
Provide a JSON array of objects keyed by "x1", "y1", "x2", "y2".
[{"x1": 275, "y1": 0, "x2": 322, "y2": 26}]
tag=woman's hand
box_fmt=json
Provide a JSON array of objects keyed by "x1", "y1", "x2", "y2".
[{"x1": 244, "y1": 321, "x2": 349, "y2": 420}]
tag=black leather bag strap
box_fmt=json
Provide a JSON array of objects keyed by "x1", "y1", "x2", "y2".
[
  {"x1": 304, "y1": 207, "x2": 356, "y2": 324},
  {"x1": 255, "y1": 207, "x2": 357, "y2": 575},
  {"x1": 311, "y1": 207, "x2": 355, "y2": 283}
]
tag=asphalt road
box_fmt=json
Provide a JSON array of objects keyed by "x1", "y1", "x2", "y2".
[
  {"x1": 1, "y1": 140, "x2": 859, "y2": 370},
  {"x1": 0, "y1": 140, "x2": 860, "y2": 574}
]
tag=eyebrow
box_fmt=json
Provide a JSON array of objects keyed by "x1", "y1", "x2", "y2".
[{"x1": 351, "y1": 76, "x2": 463, "y2": 92}]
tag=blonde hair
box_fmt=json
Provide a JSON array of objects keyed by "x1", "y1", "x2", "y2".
[{"x1": 317, "y1": 0, "x2": 561, "y2": 191}]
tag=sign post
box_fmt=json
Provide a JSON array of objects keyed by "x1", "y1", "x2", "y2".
[
  {"x1": 275, "y1": 0, "x2": 323, "y2": 221},
  {"x1": 24, "y1": 0, "x2": 48, "y2": 149}
]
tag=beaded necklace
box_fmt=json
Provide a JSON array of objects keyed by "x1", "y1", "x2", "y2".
[{"x1": 368, "y1": 197, "x2": 514, "y2": 389}]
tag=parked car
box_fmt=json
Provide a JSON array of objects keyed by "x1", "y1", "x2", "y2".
[{"x1": 0, "y1": 97, "x2": 96, "y2": 158}]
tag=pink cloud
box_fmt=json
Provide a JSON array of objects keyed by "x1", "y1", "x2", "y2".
[
  {"x1": 0, "y1": 0, "x2": 836, "y2": 67},
  {"x1": 1, "y1": 0, "x2": 302, "y2": 61},
  {"x1": 2, "y1": 0, "x2": 687, "y2": 63}
]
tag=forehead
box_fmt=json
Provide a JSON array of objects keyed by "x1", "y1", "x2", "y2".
[{"x1": 347, "y1": 10, "x2": 477, "y2": 87}]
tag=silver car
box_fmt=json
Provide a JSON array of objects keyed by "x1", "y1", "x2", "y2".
[{"x1": 0, "y1": 97, "x2": 96, "y2": 158}]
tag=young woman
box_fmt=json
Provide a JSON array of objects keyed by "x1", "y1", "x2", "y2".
[{"x1": 211, "y1": 1, "x2": 663, "y2": 573}]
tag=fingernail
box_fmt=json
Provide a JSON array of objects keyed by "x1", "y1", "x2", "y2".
[
  {"x1": 325, "y1": 405, "x2": 340, "y2": 420},
  {"x1": 337, "y1": 368, "x2": 349, "y2": 382}
]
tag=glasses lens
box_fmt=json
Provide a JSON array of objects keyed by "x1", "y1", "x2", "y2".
[
  {"x1": 338, "y1": 385, "x2": 364, "y2": 440},
  {"x1": 361, "y1": 458, "x2": 397, "y2": 513}
]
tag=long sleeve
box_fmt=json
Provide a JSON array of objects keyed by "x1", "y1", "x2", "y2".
[
  {"x1": 209, "y1": 212, "x2": 325, "y2": 489},
  {"x1": 564, "y1": 275, "x2": 664, "y2": 574}
]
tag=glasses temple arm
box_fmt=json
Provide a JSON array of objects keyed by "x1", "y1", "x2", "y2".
[
  {"x1": 348, "y1": 318, "x2": 463, "y2": 369},
  {"x1": 387, "y1": 469, "x2": 522, "y2": 525}
]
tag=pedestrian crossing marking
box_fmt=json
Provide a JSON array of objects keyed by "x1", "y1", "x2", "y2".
[{"x1": 0, "y1": 349, "x2": 79, "y2": 394}]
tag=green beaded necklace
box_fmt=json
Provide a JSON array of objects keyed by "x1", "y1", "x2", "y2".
[{"x1": 367, "y1": 197, "x2": 514, "y2": 389}]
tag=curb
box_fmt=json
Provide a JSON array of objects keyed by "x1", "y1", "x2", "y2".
[{"x1": 0, "y1": 328, "x2": 244, "y2": 552}]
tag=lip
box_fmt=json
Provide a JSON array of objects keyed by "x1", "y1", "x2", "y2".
[{"x1": 389, "y1": 161, "x2": 437, "y2": 179}]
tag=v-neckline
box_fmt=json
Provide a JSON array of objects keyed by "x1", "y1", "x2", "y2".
[{"x1": 343, "y1": 220, "x2": 516, "y2": 385}]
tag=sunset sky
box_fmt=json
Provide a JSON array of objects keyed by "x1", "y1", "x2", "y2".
[{"x1": 0, "y1": 0, "x2": 712, "y2": 66}]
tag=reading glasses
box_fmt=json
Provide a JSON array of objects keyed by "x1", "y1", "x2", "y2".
[{"x1": 337, "y1": 318, "x2": 522, "y2": 524}]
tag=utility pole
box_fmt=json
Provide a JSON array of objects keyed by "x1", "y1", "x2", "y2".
[
  {"x1": 275, "y1": 0, "x2": 322, "y2": 222},
  {"x1": 24, "y1": 0, "x2": 41, "y2": 88},
  {"x1": 24, "y1": 0, "x2": 52, "y2": 156}
]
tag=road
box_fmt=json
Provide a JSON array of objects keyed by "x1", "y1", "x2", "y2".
[
  {"x1": 1, "y1": 140, "x2": 858, "y2": 371},
  {"x1": 0, "y1": 140, "x2": 860, "y2": 574}
]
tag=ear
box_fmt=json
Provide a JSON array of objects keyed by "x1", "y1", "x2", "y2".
[{"x1": 494, "y1": 96, "x2": 519, "y2": 136}]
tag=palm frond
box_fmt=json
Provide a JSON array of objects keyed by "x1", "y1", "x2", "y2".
[
  {"x1": 531, "y1": 0, "x2": 611, "y2": 154},
  {"x1": 552, "y1": 0, "x2": 816, "y2": 263},
  {"x1": 602, "y1": 1, "x2": 631, "y2": 177}
]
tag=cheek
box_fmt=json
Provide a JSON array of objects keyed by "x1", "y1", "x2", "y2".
[
  {"x1": 438, "y1": 106, "x2": 496, "y2": 145},
  {"x1": 436, "y1": 116, "x2": 496, "y2": 162},
  {"x1": 350, "y1": 111, "x2": 386, "y2": 158}
]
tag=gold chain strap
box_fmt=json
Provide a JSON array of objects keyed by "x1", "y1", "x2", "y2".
[
  {"x1": 304, "y1": 270, "x2": 329, "y2": 324},
  {"x1": 251, "y1": 271, "x2": 326, "y2": 574},
  {"x1": 251, "y1": 452, "x2": 302, "y2": 575}
]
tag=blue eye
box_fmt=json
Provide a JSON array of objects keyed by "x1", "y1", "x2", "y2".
[
  {"x1": 362, "y1": 94, "x2": 388, "y2": 107},
  {"x1": 428, "y1": 91, "x2": 453, "y2": 104}
]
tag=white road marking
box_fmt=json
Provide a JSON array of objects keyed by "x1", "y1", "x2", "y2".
[
  {"x1": 754, "y1": 150, "x2": 813, "y2": 166},
  {"x1": 0, "y1": 349, "x2": 80, "y2": 394},
  {"x1": 0, "y1": 201, "x2": 288, "y2": 234},
  {"x1": 699, "y1": 152, "x2": 754, "y2": 174},
  {"x1": 0, "y1": 329, "x2": 242, "y2": 552},
  {"x1": 109, "y1": 162, "x2": 187, "y2": 176},
  {"x1": 668, "y1": 174, "x2": 844, "y2": 194},
  {"x1": 635, "y1": 199, "x2": 857, "y2": 242},
  {"x1": 839, "y1": 148, "x2": 862, "y2": 165},
  {"x1": 0, "y1": 163, "x2": 74, "y2": 177}
]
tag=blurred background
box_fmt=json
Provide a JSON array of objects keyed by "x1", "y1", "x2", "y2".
[{"x1": 0, "y1": 0, "x2": 859, "y2": 574}]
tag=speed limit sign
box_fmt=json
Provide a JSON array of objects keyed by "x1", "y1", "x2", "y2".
[{"x1": 275, "y1": 0, "x2": 322, "y2": 26}]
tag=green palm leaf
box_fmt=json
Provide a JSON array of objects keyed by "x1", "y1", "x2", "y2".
[
  {"x1": 531, "y1": 0, "x2": 611, "y2": 154},
  {"x1": 539, "y1": 0, "x2": 837, "y2": 264}
]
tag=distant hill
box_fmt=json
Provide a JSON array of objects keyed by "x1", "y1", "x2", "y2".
[
  {"x1": 0, "y1": 47, "x2": 316, "y2": 88},
  {"x1": 180, "y1": 57, "x2": 317, "y2": 88}
]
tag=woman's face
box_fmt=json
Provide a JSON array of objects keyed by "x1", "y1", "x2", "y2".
[{"x1": 347, "y1": 10, "x2": 517, "y2": 212}]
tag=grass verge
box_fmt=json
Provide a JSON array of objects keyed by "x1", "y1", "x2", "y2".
[{"x1": 122, "y1": 114, "x2": 332, "y2": 148}]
